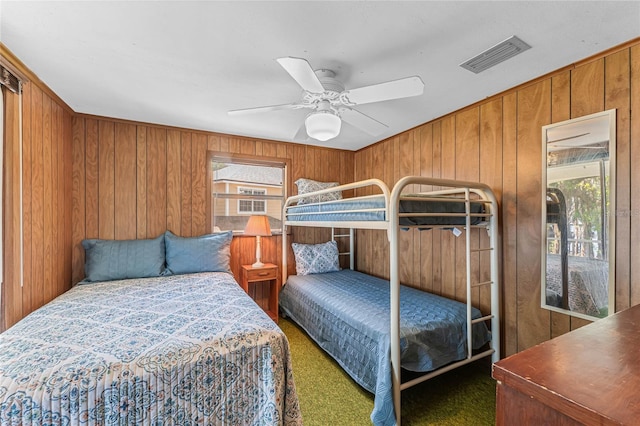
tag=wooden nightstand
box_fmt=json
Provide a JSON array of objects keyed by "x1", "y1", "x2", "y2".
[{"x1": 240, "y1": 263, "x2": 279, "y2": 323}]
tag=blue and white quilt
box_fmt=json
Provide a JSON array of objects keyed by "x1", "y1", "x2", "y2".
[
  {"x1": 279, "y1": 269, "x2": 491, "y2": 426},
  {"x1": 286, "y1": 195, "x2": 485, "y2": 225},
  {"x1": 0, "y1": 272, "x2": 302, "y2": 425}
]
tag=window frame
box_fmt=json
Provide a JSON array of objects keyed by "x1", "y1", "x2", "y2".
[{"x1": 207, "y1": 151, "x2": 290, "y2": 235}]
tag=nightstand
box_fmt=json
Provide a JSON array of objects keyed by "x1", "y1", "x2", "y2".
[{"x1": 240, "y1": 263, "x2": 279, "y2": 323}]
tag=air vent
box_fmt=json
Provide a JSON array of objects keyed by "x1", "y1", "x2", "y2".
[{"x1": 460, "y1": 36, "x2": 531, "y2": 74}]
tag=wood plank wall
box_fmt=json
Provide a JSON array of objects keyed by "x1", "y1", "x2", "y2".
[
  {"x1": 3, "y1": 39, "x2": 639, "y2": 357},
  {"x1": 71, "y1": 116, "x2": 354, "y2": 285},
  {"x1": 354, "y1": 39, "x2": 640, "y2": 356},
  {"x1": 1, "y1": 52, "x2": 74, "y2": 331}
]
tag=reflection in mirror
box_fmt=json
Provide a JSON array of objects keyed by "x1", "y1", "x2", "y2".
[{"x1": 542, "y1": 110, "x2": 616, "y2": 320}]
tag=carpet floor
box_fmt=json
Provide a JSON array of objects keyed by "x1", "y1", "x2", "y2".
[{"x1": 279, "y1": 317, "x2": 496, "y2": 425}]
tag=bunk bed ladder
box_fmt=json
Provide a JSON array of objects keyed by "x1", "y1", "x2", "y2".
[
  {"x1": 332, "y1": 227, "x2": 355, "y2": 270},
  {"x1": 465, "y1": 188, "x2": 473, "y2": 360},
  {"x1": 465, "y1": 189, "x2": 497, "y2": 360},
  {"x1": 466, "y1": 188, "x2": 500, "y2": 364}
]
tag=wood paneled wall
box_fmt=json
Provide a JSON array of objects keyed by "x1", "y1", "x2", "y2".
[
  {"x1": 4, "y1": 39, "x2": 639, "y2": 357},
  {"x1": 1, "y1": 49, "x2": 74, "y2": 330},
  {"x1": 71, "y1": 117, "x2": 354, "y2": 284},
  {"x1": 354, "y1": 40, "x2": 640, "y2": 356}
]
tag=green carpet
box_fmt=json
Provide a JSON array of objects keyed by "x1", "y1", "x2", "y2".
[{"x1": 279, "y1": 317, "x2": 496, "y2": 425}]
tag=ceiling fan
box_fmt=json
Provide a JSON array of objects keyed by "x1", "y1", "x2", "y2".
[{"x1": 228, "y1": 57, "x2": 425, "y2": 142}]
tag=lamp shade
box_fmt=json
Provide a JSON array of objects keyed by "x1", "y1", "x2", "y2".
[
  {"x1": 305, "y1": 110, "x2": 342, "y2": 141},
  {"x1": 244, "y1": 215, "x2": 272, "y2": 236}
]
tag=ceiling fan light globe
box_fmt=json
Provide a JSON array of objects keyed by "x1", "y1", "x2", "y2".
[{"x1": 305, "y1": 111, "x2": 341, "y2": 141}]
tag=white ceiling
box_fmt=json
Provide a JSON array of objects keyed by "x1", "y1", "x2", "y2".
[{"x1": 1, "y1": 1, "x2": 639, "y2": 151}]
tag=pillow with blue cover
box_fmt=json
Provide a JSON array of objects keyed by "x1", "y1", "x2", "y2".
[
  {"x1": 295, "y1": 178, "x2": 342, "y2": 205},
  {"x1": 291, "y1": 240, "x2": 340, "y2": 275},
  {"x1": 164, "y1": 230, "x2": 233, "y2": 275},
  {"x1": 81, "y1": 234, "x2": 166, "y2": 283}
]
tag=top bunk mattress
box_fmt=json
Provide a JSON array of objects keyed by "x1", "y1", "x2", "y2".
[{"x1": 285, "y1": 195, "x2": 486, "y2": 225}]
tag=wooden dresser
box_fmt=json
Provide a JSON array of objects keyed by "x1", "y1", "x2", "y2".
[{"x1": 493, "y1": 305, "x2": 640, "y2": 426}]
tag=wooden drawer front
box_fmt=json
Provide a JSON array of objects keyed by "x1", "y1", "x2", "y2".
[{"x1": 246, "y1": 267, "x2": 277, "y2": 282}]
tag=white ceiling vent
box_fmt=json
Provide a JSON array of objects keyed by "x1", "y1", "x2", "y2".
[{"x1": 460, "y1": 36, "x2": 531, "y2": 74}]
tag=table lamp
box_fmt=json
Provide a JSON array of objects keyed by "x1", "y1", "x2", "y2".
[{"x1": 244, "y1": 215, "x2": 272, "y2": 268}]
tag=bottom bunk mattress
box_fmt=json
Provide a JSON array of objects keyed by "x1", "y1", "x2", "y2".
[
  {"x1": 279, "y1": 269, "x2": 491, "y2": 426},
  {"x1": 0, "y1": 272, "x2": 301, "y2": 425}
]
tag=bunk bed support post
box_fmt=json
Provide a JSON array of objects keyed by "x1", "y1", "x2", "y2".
[
  {"x1": 465, "y1": 188, "x2": 473, "y2": 360},
  {"x1": 389, "y1": 177, "x2": 403, "y2": 426},
  {"x1": 350, "y1": 228, "x2": 355, "y2": 270},
  {"x1": 488, "y1": 189, "x2": 501, "y2": 363},
  {"x1": 282, "y1": 222, "x2": 288, "y2": 287}
]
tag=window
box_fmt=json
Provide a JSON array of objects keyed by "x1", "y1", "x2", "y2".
[
  {"x1": 238, "y1": 187, "x2": 266, "y2": 214},
  {"x1": 208, "y1": 153, "x2": 287, "y2": 233}
]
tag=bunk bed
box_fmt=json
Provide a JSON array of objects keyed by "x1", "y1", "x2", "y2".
[
  {"x1": 0, "y1": 233, "x2": 301, "y2": 425},
  {"x1": 280, "y1": 177, "x2": 500, "y2": 426}
]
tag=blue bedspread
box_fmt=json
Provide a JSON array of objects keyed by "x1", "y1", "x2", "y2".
[
  {"x1": 279, "y1": 269, "x2": 491, "y2": 425},
  {"x1": 0, "y1": 272, "x2": 302, "y2": 425}
]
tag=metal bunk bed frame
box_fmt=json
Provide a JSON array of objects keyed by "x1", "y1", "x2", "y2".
[{"x1": 282, "y1": 176, "x2": 500, "y2": 426}]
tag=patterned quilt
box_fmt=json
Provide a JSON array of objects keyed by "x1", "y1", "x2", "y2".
[
  {"x1": 0, "y1": 272, "x2": 302, "y2": 425},
  {"x1": 279, "y1": 269, "x2": 491, "y2": 426}
]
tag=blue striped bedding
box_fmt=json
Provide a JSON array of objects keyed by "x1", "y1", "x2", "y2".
[
  {"x1": 279, "y1": 269, "x2": 491, "y2": 425},
  {"x1": 0, "y1": 272, "x2": 302, "y2": 425},
  {"x1": 286, "y1": 195, "x2": 485, "y2": 225},
  {"x1": 287, "y1": 195, "x2": 387, "y2": 222}
]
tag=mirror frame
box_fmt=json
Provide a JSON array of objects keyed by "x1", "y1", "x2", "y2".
[{"x1": 541, "y1": 109, "x2": 616, "y2": 321}]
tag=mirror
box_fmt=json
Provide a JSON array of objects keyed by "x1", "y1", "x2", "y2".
[{"x1": 542, "y1": 109, "x2": 616, "y2": 320}]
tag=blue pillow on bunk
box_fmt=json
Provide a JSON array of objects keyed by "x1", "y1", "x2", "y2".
[
  {"x1": 81, "y1": 234, "x2": 166, "y2": 282},
  {"x1": 291, "y1": 240, "x2": 340, "y2": 275},
  {"x1": 164, "y1": 230, "x2": 233, "y2": 275},
  {"x1": 295, "y1": 178, "x2": 342, "y2": 205}
]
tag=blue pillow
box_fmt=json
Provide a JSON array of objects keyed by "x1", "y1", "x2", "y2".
[
  {"x1": 81, "y1": 234, "x2": 166, "y2": 282},
  {"x1": 164, "y1": 230, "x2": 233, "y2": 275},
  {"x1": 291, "y1": 240, "x2": 340, "y2": 275}
]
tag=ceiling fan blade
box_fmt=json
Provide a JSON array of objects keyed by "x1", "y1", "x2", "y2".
[
  {"x1": 339, "y1": 107, "x2": 388, "y2": 136},
  {"x1": 343, "y1": 76, "x2": 424, "y2": 105},
  {"x1": 276, "y1": 57, "x2": 325, "y2": 94},
  {"x1": 228, "y1": 102, "x2": 306, "y2": 116}
]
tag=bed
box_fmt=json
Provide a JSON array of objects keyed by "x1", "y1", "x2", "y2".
[
  {"x1": 0, "y1": 231, "x2": 302, "y2": 425},
  {"x1": 281, "y1": 177, "x2": 500, "y2": 426}
]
